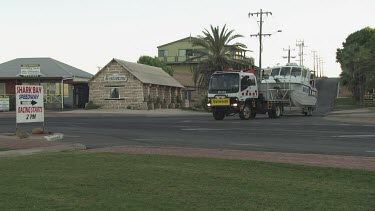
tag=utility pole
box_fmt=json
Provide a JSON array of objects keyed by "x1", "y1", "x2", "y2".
[
  {"x1": 316, "y1": 56, "x2": 322, "y2": 78},
  {"x1": 296, "y1": 40, "x2": 307, "y2": 66},
  {"x1": 283, "y1": 46, "x2": 296, "y2": 64},
  {"x1": 249, "y1": 9, "x2": 273, "y2": 80},
  {"x1": 311, "y1": 50, "x2": 317, "y2": 76},
  {"x1": 320, "y1": 59, "x2": 325, "y2": 77}
]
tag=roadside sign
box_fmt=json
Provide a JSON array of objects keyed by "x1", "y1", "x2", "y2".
[
  {"x1": 0, "y1": 96, "x2": 10, "y2": 112},
  {"x1": 20, "y1": 64, "x2": 41, "y2": 76},
  {"x1": 16, "y1": 85, "x2": 44, "y2": 123}
]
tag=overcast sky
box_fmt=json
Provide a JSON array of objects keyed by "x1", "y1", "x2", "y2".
[{"x1": 0, "y1": 0, "x2": 374, "y2": 77}]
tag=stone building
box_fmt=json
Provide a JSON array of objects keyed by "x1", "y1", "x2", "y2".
[{"x1": 89, "y1": 59, "x2": 184, "y2": 109}]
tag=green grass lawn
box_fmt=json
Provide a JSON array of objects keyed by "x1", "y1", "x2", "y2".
[
  {"x1": 0, "y1": 147, "x2": 10, "y2": 151},
  {"x1": 0, "y1": 152, "x2": 374, "y2": 210},
  {"x1": 334, "y1": 97, "x2": 367, "y2": 110}
]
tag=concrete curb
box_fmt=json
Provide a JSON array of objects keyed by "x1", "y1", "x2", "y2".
[
  {"x1": 0, "y1": 143, "x2": 86, "y2": 158},
  {"x1": 43, "y1": 133, "x2": 64, "y2": 142},
  {"x1": 0, "y1": 133, "x2": 64, "y2": 142}
]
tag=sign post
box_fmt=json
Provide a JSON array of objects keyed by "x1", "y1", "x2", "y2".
[{"x1": 16, "y1": 85, "x2": 45, "y2": 129}]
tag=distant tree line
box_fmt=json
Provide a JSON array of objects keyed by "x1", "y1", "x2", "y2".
[
  {"x1": 336, "y1": 27, "x2": 375, "y2": 103},
  {"x1": 137, "y1": 56, "x2": 173, "y2": 76}
]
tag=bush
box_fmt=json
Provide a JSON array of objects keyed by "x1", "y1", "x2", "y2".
[
  {"x1": 176, "y1": 94, "x2": 182, "y2": 103},
  {"x1": 85, "y1": 101, "x2": 100, "y2": 110}
]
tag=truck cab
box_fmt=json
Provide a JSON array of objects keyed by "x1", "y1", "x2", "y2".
[{"x1": 207, "y1": 71, "x2": 258, "y2": 120}]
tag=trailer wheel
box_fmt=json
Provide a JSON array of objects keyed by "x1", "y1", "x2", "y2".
[
  {"x1": 307, "y1": 107, "x2": 313, "y2": 116},
  {"x1": 239, "y1": 105, "x2": 252, "y2": 120},
  {"x1": 303, "y1": 107, "x2": 313, "y2": 116},
  {"x1": 213, "y1": 110, "x2": 225, "y2": 120},
  {"x1": 268, "y1": 104, "x2": 282, "y2": 119}
]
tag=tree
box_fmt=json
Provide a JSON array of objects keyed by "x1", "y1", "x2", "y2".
[
  {"x1": 336, "y1": 27, "x2": 375, "y2": 103},
  {"x1": 189, "y1": 25, "x2": 253, "y2": 88},
  {"x1": 137, "y1": 56, "x2": 173, "y2": 76}
]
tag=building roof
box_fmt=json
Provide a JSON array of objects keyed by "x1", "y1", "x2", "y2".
[
  {"x1": 173, "y1": 71, "x2": 195, "y2": 87},
  {"x1": 92, "y1": 59, "x2": 184, "y2": 88},
  {"x1": 157, "y1": 37, "x2": 192, "y2": 48},
  {"x1": 0, "y1": 57, "x2": 93, "y2": 79}
]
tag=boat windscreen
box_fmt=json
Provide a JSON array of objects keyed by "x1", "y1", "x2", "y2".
[
  {"x1": 291, "y1": 67, "x2": 302, "y2": 76},
  {"x1": 271, "y1": 68, "x2": 280, "y2": 76},
  {"x1": 280, "y1": 67, "x2": 291, "y2": 76}
]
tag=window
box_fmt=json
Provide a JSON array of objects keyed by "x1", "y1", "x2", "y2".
[
  {"x1": 302, "y1": 69, "x2": 307, "y2": 78},
  {"x1": 110, "y1": 87, "x2": 120, "y2": 99},
  {"x1": 184, "y1": 90, "x2": 192, "y2": 101},
  {"x1": 271, "y1": 68, "x2": 280, "y2": 76},
  {"x1": 158, "y1": 50, "x2": 168, "y2": 57},
  {"x1": 280, "y1": 67, "x2": 291, "y2": 76},
  {"x1": 241, "y1": 76, "x2": 249, "y2": 91},
  {"x1": 55, "y1": 83, "x2": 70, "y2": 97},
  {"x1": 179, "y1": 49, "x2": 186, "y2": 56},
  {"x1": 186, "y1": 49, "x2": 193, "y2": 56},
  {"x1": 0, "y1": 83, "x2": 5, "y2": 95},
  {"x1": 291, "y1": 67, "x2": 302, "y2": 76},
  {"x1": 179, "y1": 49, "x2": 193, "y2": 57}
]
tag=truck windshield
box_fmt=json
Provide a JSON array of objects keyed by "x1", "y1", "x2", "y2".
[{"x1": 208, "y1": 73, "x2": 239, "y2": 94}]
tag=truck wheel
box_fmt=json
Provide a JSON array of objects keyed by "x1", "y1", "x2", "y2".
[
  {"x1": 268, "y1": 104, "x2": 282, "y2": 118},
  {"x1": 213, "y1": 110, "x2": 225, "y2": 120},
  {"x1": 239, "y1": 105, "x2": 252, "y2": 120}
]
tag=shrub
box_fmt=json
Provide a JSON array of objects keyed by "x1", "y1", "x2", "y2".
[
  {"x1": 176, "y1": 94, "x2": 182, "y2": 103},
  {"x1": 85, "y1": 101, "x2": 100, "y2": 110}
]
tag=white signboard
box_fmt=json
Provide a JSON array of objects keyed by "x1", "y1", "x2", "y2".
[
  {"x1": 104, "y1": 74, "x2": 128, "y2": 82},
  {"x1": 0, "y1": 96, "x2": 9, "y2": 112},
  {"x1": 20, "y1": 64, "x2": 41, "y2": 76},
  {"x1": 16, "y1": 85, "x2": 44, "y2": 123}
]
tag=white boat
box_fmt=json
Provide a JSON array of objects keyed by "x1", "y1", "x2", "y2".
[{"x1": 260, "y1": 63, "x2": 318, "y2": 108}]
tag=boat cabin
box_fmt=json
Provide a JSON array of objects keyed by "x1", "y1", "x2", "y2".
[{"x1": 268, "y1": 63, "x2": 316, "y2": 87}]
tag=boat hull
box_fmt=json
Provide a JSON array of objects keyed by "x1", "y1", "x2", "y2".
[{"x1": 290, "y1": 84, "x2": 317, "y2": 107}]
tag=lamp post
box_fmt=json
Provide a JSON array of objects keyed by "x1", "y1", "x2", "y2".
[{"x1": 250, "y1": 29, "x2": 281, "y2": 80}]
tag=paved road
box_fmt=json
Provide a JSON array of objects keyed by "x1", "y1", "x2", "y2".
[{"x1": 1, "y1": 113, "x2": 374, "y2": 157}]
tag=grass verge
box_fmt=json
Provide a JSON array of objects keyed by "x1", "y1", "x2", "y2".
[
  {"x1": 0, "y1": 152, "x2": 374, "y2": 210},
  {"x1": 334, "y1": 97, "x2": 366, "y2": 110},
  {"x1": 0, "y1": 147, "x2": 10, "y2": 151}
]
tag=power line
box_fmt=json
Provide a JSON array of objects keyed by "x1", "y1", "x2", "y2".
[{"x1": 249, "y1": 9, "x2": 274, "y2": 80}]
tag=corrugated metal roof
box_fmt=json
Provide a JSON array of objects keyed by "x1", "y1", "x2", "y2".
[
  {"x1": 114, "y1": 59, "x2": 184, "y2": 88},
  {"x1": 0, "y1": 57, "x2": 93, "y2": 79}
]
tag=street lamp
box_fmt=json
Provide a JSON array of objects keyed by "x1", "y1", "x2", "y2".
[{"x1": 250, "y1": 29, "x2": 282, "y2": 80}]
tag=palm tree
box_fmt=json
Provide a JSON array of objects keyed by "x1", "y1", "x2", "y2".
[{"x1": 189, "y1": 25, "x2": 253, "y2": 88}]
